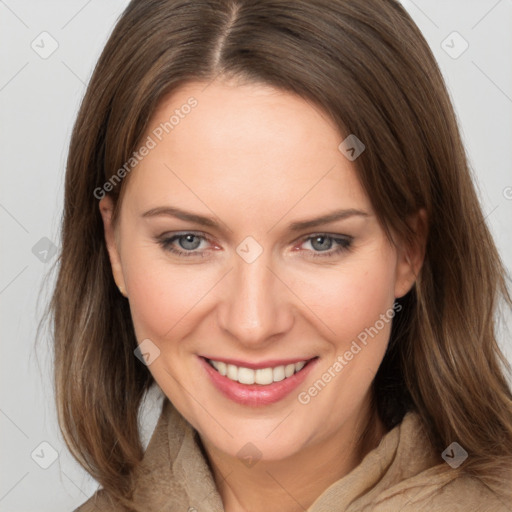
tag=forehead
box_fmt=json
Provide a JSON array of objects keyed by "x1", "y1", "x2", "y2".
[{"x1": 123, "y1": 80, "x2": 371, "y2": 218}]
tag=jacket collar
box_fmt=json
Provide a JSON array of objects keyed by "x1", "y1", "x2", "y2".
[{"x1": 132, "y1": 396, "x2": 441, "y2": 511}]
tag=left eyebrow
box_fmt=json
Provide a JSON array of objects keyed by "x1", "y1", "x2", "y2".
[{"x1": 287, "y1": 208, "x2": 370, "y2": 232}]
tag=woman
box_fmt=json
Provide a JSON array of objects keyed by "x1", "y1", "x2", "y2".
[{"x1": 51, "y1": 0, "x2": 512, "y2": 510}]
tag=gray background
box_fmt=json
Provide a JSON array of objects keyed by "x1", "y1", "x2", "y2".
[{"x1": 1, "y1": 1, "x2": 511, "y2": 510}]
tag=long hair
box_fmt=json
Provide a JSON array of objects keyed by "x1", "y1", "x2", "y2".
[{"x1": 49, "y1": 0, "x2": 512, "y2": 506}]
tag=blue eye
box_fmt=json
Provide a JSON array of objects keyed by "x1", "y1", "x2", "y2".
[
  {"x1": 156, "y1": 232, "x2": 353, "y2": 259},
  {"x1": 301, "y1": 234, "x2": 353, "y2": 258},
  {"x1": 157, "y1": 232, "x2": 209, "y2": 258}
]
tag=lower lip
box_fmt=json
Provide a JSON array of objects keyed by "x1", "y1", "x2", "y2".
[{"x1": 199, "y1": 356, "x2": 318, "y2": 406}]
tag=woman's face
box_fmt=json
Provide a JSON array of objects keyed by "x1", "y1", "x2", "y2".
[{"x1": 100, "y1": 80, "x2": 419, "y2": 463}]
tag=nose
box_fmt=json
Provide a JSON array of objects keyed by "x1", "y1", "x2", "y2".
[{"x1": 216, "y1": 250, "x2": 294, "y2": 348}]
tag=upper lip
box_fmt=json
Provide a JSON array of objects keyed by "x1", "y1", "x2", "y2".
[{"x1": 201, "y1": 355, "x2": 317, "y2": 370}]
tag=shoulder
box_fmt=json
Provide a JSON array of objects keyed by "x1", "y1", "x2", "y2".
[
  {"x1": 371, "y1": 470, "x2": 512, "y2": 512},
  {"x1": 73, "y1": 488, "x2": 123, "y2": 512},
  {"x1": 359, "y1": 412, "x2": 512, "y2": 512}
]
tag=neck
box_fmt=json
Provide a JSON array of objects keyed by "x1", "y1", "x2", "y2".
[{"x1": 199, "y1": 400, "x2": 386, "y2": 512}]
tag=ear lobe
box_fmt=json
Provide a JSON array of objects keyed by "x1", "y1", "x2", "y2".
[
  {"x1": 394, "y1": 208, "x2": 428, "y2": 298},
  {"x1": 99, "y1": 196, "x2": 127, "y2": 297}
]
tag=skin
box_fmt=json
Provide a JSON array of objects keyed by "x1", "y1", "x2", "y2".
[{"x1": 100, "y1": 79, "x2": 426, "y2": 512}]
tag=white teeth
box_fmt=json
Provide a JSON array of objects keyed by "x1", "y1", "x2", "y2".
[
  {"x1": 255, "y1": 367, "x2": 273, "y2": 385},
  {"x1": 216, "y1": 361, "x2": 227, "y2": 376},
  {"x1": 272, "y1": 365, "x2": 285, "y2": 382},
  {"x1": 295, "y1": 361, "x2": 305, "y2": 372},
  {"x1": 208, "y1": 359, "x2": 310, "y2": 385},
  {"x1": 226, "y1": 364, "x2": 238, "y2": 381},
  {"x1": 211, "y1": 360, "x2": 228, "y2": 376},
  {"x1": 284, "y1": 364, "x2": 295, "y2": 378},
  {"x1": 238, "y1": 367, "x2": 255, "y2": 385}
]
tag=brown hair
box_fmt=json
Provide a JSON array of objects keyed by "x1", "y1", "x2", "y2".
[{"x1": 49, "y1": 0, "x2": 512, "y2": 507}]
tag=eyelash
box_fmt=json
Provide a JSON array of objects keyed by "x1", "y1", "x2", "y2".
[{"x1": 156, "y1": 232, "x2": 353, "y2": 259}]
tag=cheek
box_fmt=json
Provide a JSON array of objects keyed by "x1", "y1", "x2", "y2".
[
  {"x1": 293, "y1": 248, "x2": 398, "y2": 346},
  {"x1": 294, "y1": 250, "x2": 398, "y2": 422},
  {"x1": 120, "y1": 245, "x2": 214, "y2": 340}
]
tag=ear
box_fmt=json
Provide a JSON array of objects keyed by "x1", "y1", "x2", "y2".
[
  {"x1": 394, "y1": 208, "x2": 428, "y2": 298},
  {"x1": 99, "y1": 196, "x2": 128, "y2": 297}
]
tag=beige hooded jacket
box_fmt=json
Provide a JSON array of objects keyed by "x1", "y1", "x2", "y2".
[{"x1": 76, "y1": 398, "x2": 511, "y2": 511}]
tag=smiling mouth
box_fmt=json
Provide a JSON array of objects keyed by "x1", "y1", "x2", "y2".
[{"x1": 204, "y1": 357, "x2": 318, "y2": 386}]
